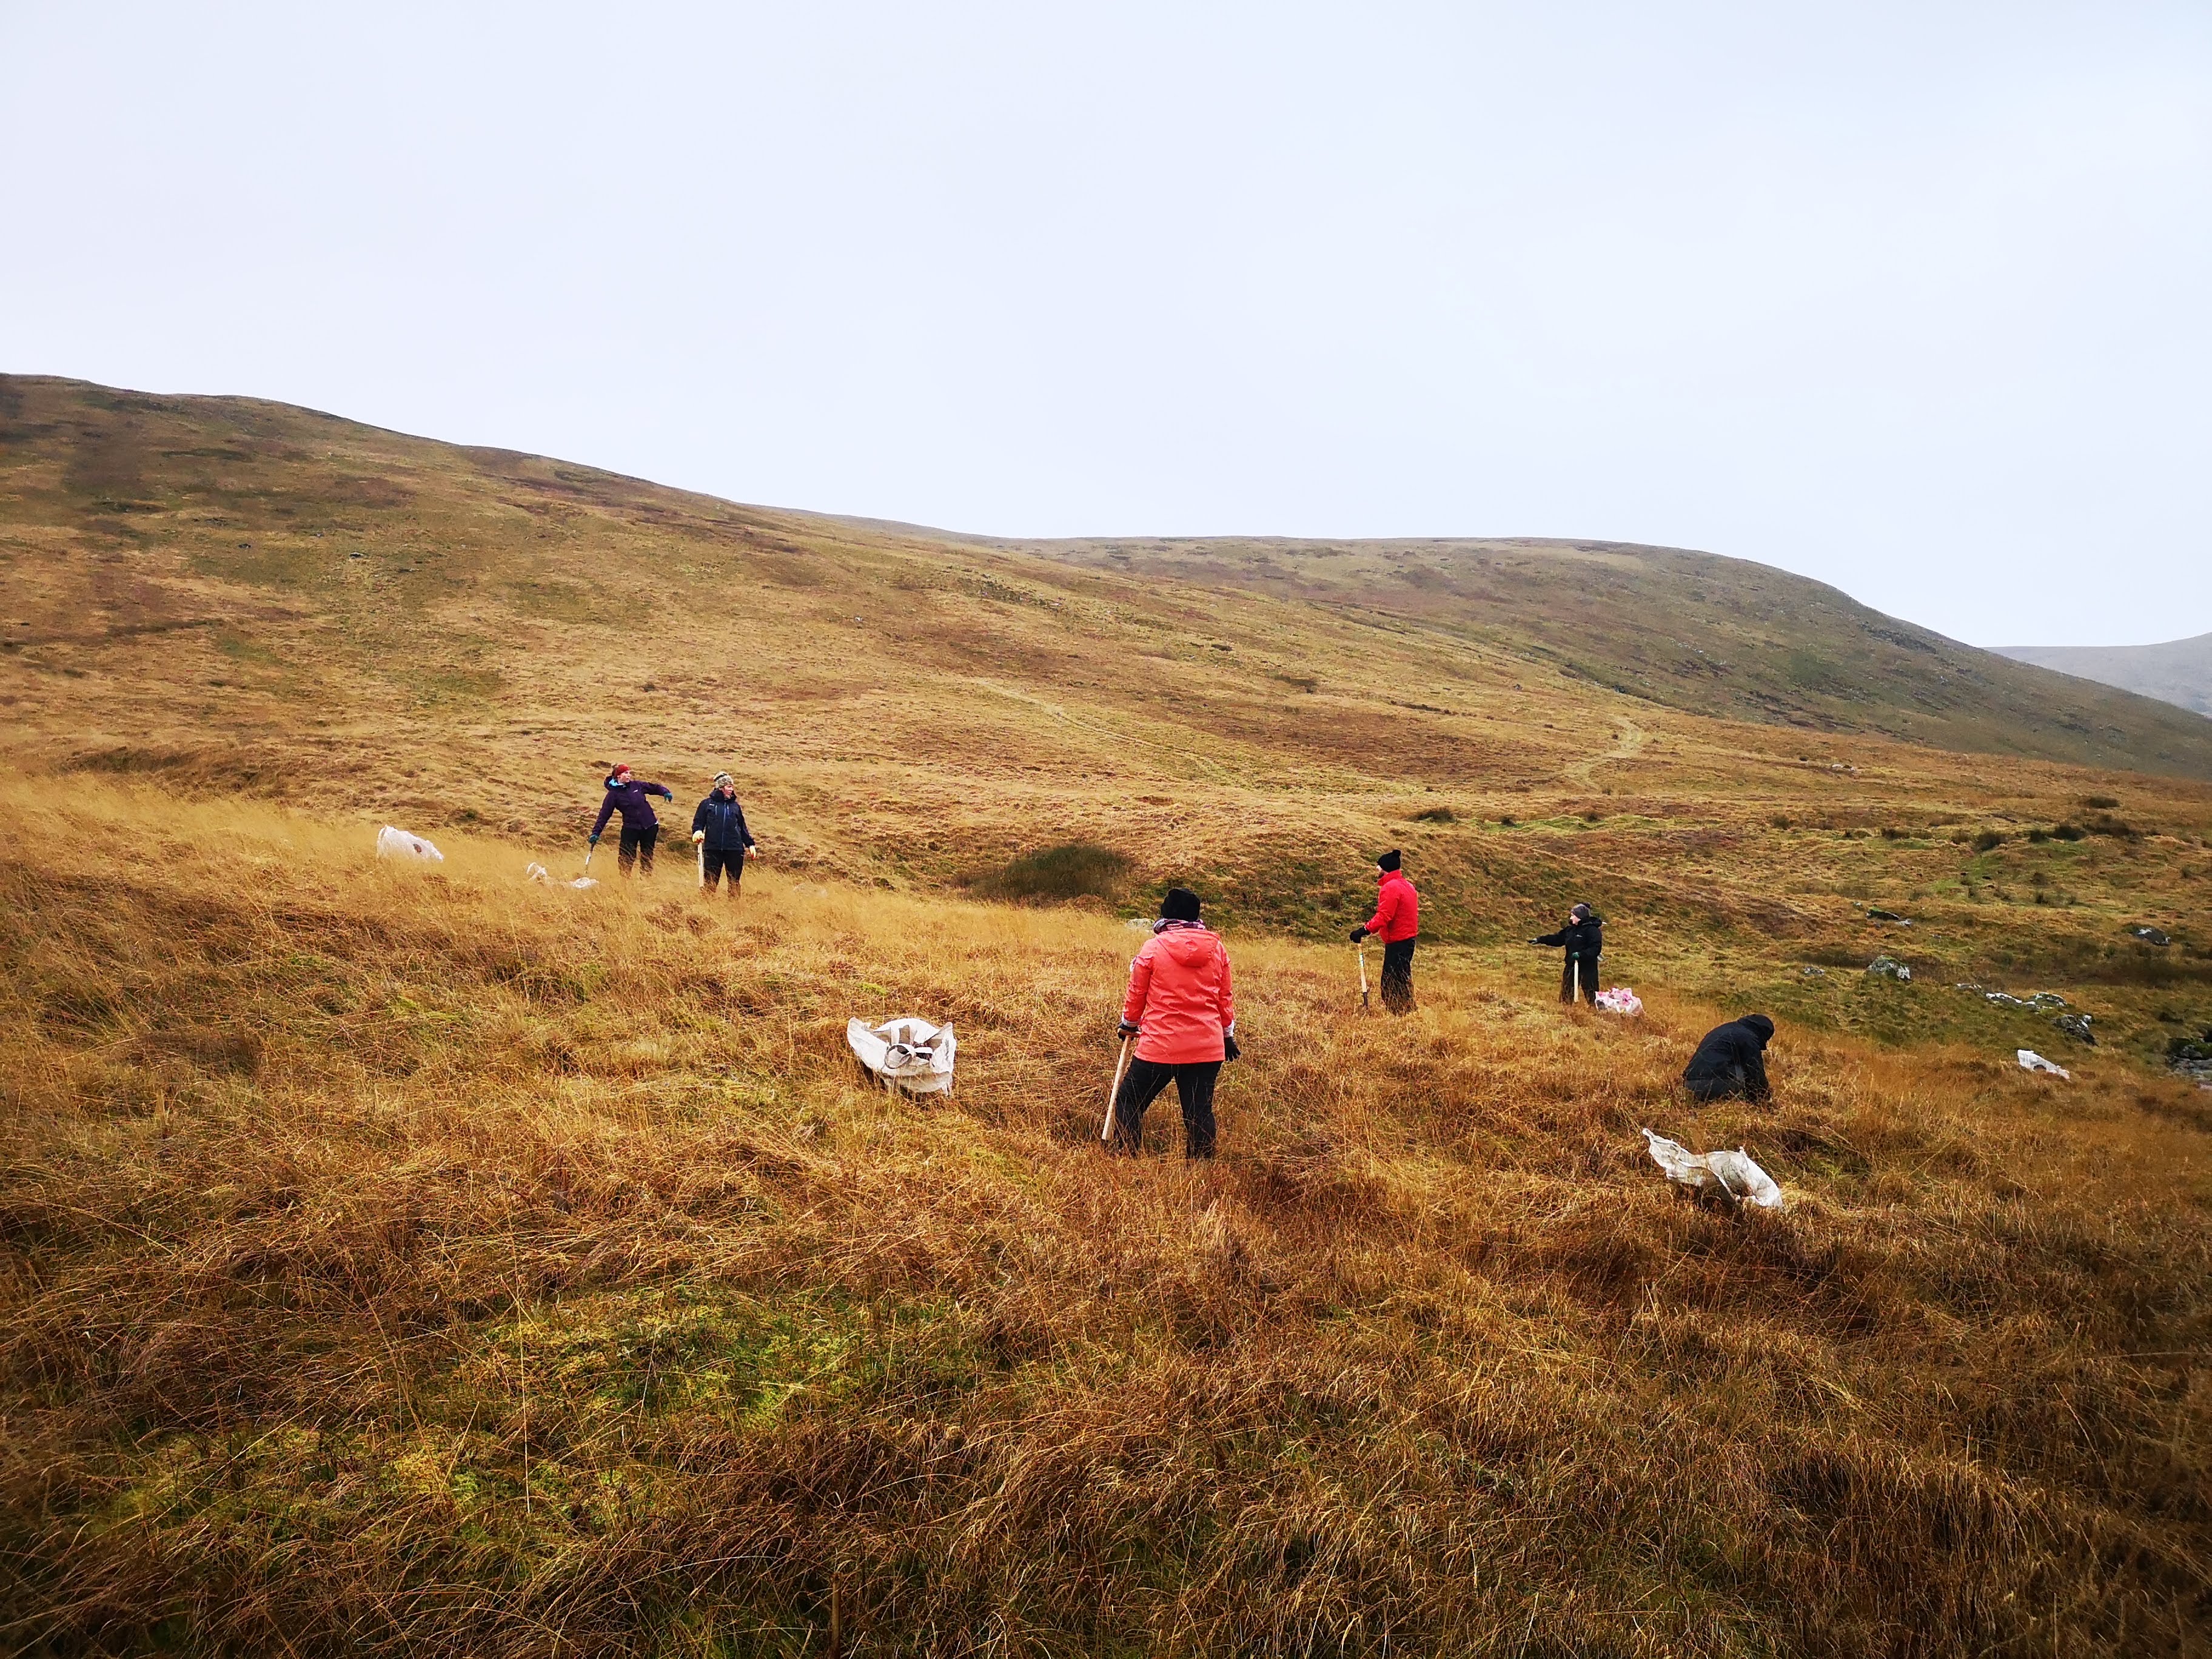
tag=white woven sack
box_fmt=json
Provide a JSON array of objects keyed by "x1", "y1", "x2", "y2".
[
  {"x1": 1640, "y1": 1128, "x2": 1784, "y2": 1209},
  {"x1": 376, "y1": 825, "x2": 444, "y2": 862}
]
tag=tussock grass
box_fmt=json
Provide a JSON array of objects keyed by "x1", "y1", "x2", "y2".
[
  {"x1": 968, "y1": 842, "x2": 1133, "y2": 905},
  {"x1": 5, "y1": 376, "x2": 2212, "y2": 1651},
  {"x1": 4, "y1": 779, "x2": 2208, "y2": 1655}
]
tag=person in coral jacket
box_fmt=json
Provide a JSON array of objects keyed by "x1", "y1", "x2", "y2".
[
  {"x1": 1111, "y1": 886, "x2": 1238, "y2": 1158},
  {"x1": 1350, "y1": 849, "x2": 1419, "y2": 1014}
]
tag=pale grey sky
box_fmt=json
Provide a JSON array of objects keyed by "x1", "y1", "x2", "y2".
[{"x1": 5, "y1": 2, "x2": 2207, "y2": 646}]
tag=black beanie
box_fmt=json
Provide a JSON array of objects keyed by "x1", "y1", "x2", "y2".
[
  {"x1": 1376, "y1": 849, "x2": 1402, "y2": 872},
  {"x1": 1742, "y1": 1014, "x2": 1775, "y2": 1044},
  {"x1": 1570, "y1": 902, "x2": 1592, "y2": 920},
  {"x1": 1161, "y1": 886, "x2": 1202, "y2": 922}
]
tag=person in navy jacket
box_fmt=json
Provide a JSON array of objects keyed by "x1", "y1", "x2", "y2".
[
  {"x1": 589, "y1": 763, "x2": 674, "y2": 877},
  {"x1": 689, "y1": 772, "x2": 759, "y2": 897}
]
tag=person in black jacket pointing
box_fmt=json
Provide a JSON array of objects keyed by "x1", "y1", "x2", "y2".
[
  {"x1": 1530, "y1": 903, "x2": 1604, "y2": 1004},
  {"x1": 689, "y1": 772, "x2": 759, "y2": 898}
]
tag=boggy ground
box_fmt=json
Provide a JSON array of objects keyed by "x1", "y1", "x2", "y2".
[{"x1": 2, "y1": 781, "x2": 2208, "y2": 1657}]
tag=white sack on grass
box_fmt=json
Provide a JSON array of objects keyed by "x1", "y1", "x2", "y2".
[
  {"x1": 527, "y1": 861, "x2": 600, "y2": 891},
  {"x1": 377, "y1": 825, "x2": 444, "y2": 862},
  {"x1": 1640, "y1": 1128, "x2": 1785, "y2": 1210},
  {"x1": 2017, "y1": 1049, "x2": 2070, "y2": 1079},
  {"x1": 1595, "y1": 987, "x2": 1643, "y2": 1015},
  {"x1": 847, "y1": 1016, "x2": 957, "y2": 1095}
]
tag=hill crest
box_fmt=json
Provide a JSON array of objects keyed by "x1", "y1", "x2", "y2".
[{"x1": 1996, "y1": 631, "x2": 2212, "y2": 719}]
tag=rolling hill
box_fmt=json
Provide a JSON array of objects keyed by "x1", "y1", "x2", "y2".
[
  {"x1": 3, "y1": 374, "x2": 2210, "y2": 1655},
  {"x1": 1997, "y1": 631, "x2": 2212, "y2": 719},
  {"x1": 959, "y1": 530, "x2": 2212, "y2": 778}
]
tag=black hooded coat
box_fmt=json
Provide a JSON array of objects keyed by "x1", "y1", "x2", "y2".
[
  {"x1": 1682, "y1": 1014, "x2": 1775, "y2": 1102},
  {"x1": 1533, "y1": 913, "x2": 1604, "y2": 963}
]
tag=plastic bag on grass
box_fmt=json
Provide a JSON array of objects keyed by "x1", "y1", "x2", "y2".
[
  {"x1": 1640, "y1": 1128, "x2": 1784, "y2": 1209},
  {"x1": 377, "y1": 825, "x2": 444, "y2": 862},
  {"x1": 1594, "y1": 987, "x2": 1642, "y2": 1015}
]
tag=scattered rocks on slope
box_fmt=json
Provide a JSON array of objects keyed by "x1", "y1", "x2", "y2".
[
  {"x1": 1969, "y1": 987, "x2": 2068, "y2": 1012},
  {"x1": 2053, "y1": 1013, "x2": 2097, "y2": 1047},
  {"x1": 2170, "y1": 1033, "x2": 2212, "y2": 1083},
  {"x1": 1866, "y1": 956, "x2": 1912, "y2": 982},
  {"x1": 2127, "y1": 925, "x2": 2171, "y2": 947}
]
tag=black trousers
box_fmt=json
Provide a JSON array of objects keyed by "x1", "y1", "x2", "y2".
[
  {"x1": 1685, "y1": 1067, "x2": 1761, "y2": 1104},
  {"x1": 1111, "y1": 1057, "x2": 1220, "y2": 1158},
  {"x1": 618, "y1": 822, "x2": 658, "y2": 876},
  {"x1": 701, "y1": 845, "x2": 744, "y2": 891},
  {"x1": 1560, "y1": 955, "x2": 1599, "y2": 1004},
  {"x1": 1381, "y1": 937, "x2": 1416, "y2": 1014}
]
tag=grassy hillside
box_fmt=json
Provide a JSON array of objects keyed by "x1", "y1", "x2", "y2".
[
  {"x1": 4, "y1": 780, "x2": 2208, "y2": 1656},
  {"x1": 1999, "y1": 633, "x2": 2212, "y2": 720},
  {"x1": 962, "y1": 532, "x2": 2212, "y2": 779},
  {"x1": 2, "y1": 374, "x2": 2211, "y2": 1654}
]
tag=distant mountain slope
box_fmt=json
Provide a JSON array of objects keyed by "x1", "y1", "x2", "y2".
[
  {"x1": 4, "y1": 370, "x2": 2211, "y2": 799},
  {"x1": 1994, "y1": 633, "x2": 2212, "y2": 719},
  {"x1": 945, "y1": 532, "x2": 2212, "y2": 778}
]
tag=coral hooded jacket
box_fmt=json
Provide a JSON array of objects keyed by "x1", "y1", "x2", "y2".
[
  {"x1": 1364, "y1": 869, "x2": 1419, "y2": 942},
  {"x1": 1121, "y1": 923, "x2": 1236, "y2": 1065}
]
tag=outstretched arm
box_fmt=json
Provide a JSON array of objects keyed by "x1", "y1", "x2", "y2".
[
  {"x1": 1531, "y1": 928, "x2": 1567, "y2": 947},
  {"x1": 590, "y1": 796, "x2": 617, "y2": 838}
]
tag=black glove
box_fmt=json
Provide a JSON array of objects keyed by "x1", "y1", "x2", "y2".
[
  {"x1": 1349, "y1": 926, "x2": 1369, "y2": 943},
  {"x1": 1223, "y1": 1031, "x2": 1242, "y2": 1062},
  {"x1": 1118, "y1": 1020, "x2": 1139, "y2": 1039}
]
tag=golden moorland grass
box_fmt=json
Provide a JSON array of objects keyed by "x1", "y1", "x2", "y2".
[
  {"x1": 1, "y1": 780, "x2": 2208, "y2": 1657},
  {"x1": 2, "y1": 377, "x2": 2211, "y2": 1654}
]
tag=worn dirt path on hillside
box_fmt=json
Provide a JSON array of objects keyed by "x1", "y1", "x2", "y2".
[{"x1": 1564, "y1": 717, "x2": 1647, "y2": 788}]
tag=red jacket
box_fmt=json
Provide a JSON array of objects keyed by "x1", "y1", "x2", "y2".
[
  {"x1": 1365, "y1": 870, "x2": 1419, "y2": 942},
  {"x1": 1121, "y1": 923, "x2": 1236, "y2": 1064}
]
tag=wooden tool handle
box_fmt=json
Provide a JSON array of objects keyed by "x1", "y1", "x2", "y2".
[{"x1": 1101, "y1": 1035, "x2": 1133, "y2": 1142}]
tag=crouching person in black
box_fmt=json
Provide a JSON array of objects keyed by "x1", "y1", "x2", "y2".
[{"x1": 1682, "y1": 1014, "x2": 1775, "y2": 1102}]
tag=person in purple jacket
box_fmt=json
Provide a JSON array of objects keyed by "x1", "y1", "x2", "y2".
[{"x1": 589, "y1": 763, "x2": 674, "y2": 877}]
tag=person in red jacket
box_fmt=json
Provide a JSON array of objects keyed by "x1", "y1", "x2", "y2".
[
  {"x1": 1111, "y1": 886, "x2": 1238, "y2": 1158},
  {"x1": 1350, "y1": 849, "x2": 1419, "y2": 1014}
]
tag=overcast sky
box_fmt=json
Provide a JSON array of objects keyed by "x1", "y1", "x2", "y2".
[{"x1": 5, "y1": 3, "x2": 2208, "y2": 646}]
